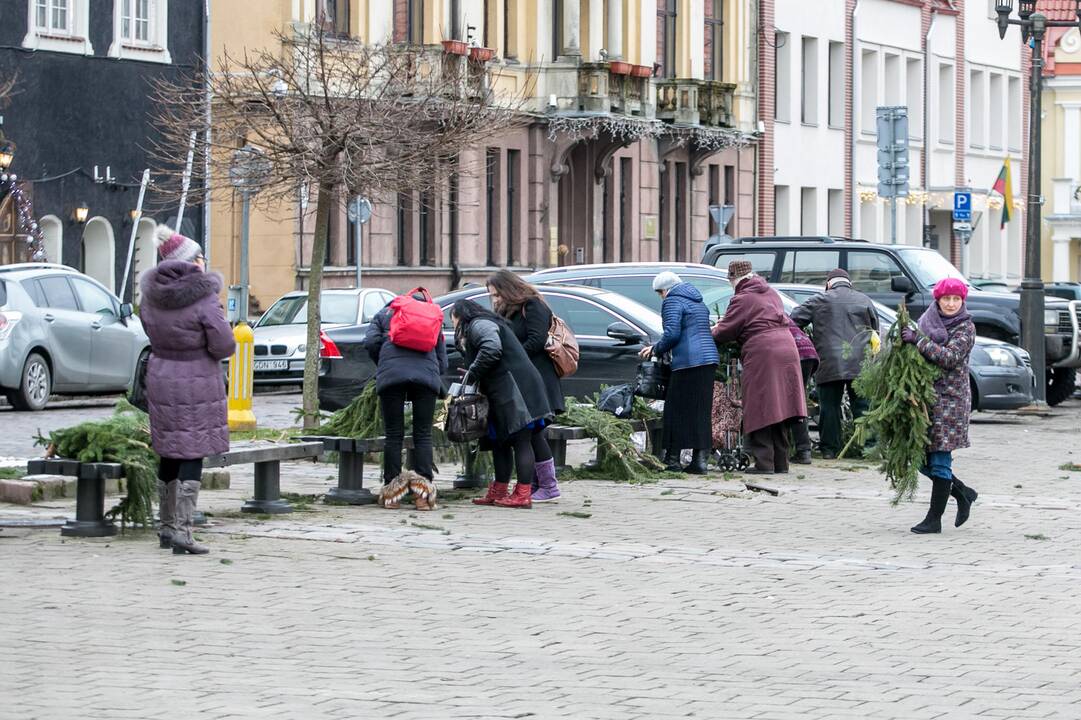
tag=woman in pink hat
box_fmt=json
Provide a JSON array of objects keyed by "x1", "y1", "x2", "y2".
[{"x1": 900, "y1": 277, "x2": 978, "y2": 534}]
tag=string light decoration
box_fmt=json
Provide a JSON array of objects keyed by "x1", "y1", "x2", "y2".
[{"x1": 0, "y1": 173, "x2": 47, "y2": 262}]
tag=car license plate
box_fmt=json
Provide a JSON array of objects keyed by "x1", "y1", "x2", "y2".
[{"x1": 254, "y1": 360, "x2": 289, "y2": 371}]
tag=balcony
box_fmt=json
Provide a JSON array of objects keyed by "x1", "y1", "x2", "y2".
[{"x1": 655, "y1": 79, "x2": 736, "y2": 128}]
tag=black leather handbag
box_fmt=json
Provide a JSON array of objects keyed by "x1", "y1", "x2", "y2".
[
  {"x1": 634, "y1": 360, "x2": 671, "y2": 400},
  {"x1": 127, "y1": 352, "x2": 150, "y2": 413},
  {"x1": 444, "y1": 383, "x2": 489, "y2": 443}
]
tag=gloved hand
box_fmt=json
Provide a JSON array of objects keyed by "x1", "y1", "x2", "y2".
[{"x1": 900, "y1": 327, "x2": 918, "y2": 345}]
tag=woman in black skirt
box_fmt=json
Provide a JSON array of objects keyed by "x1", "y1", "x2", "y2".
[{"x1": 638, "y1": 272, "x2": 720, "y2": 474}]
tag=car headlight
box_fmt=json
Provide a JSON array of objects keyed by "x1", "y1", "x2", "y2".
[
  {"x1": 1044, "y1": 309, "x2": 1060, "y2": 330},
  {"x1": 297, "y1": 344, "x2": 306, "y2": 354},
  {"x1": 985, "y1": 347, "x2": 1019, "y2": 367}
]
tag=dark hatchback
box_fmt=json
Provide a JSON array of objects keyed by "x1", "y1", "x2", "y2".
[{"x1": 317, "y1": 285, "x2": 663, "y2": 411}]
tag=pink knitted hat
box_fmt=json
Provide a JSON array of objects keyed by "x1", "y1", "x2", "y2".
[
  {"x1": 933, "y1": 277, "x2": 968, "y2": 300},
  {"x1": 154, "y1": 224, "x2": 201, "y2": 262}
]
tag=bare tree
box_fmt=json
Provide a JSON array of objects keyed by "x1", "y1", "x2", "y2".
[{"x1": 148, "y1": 27, "x2": 525, "y2": 428}]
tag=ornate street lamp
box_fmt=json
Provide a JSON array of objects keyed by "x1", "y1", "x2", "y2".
[
  {"x1": 72, "y1": 202, "x2": 89, "y2": 224},
  {"x1": 993, "y1": 0, "x2": 1081, "y2": 405}
]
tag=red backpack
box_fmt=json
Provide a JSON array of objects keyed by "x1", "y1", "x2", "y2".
[{"x1": 388, "y1": 287, "x2": 444, "y2": 353}]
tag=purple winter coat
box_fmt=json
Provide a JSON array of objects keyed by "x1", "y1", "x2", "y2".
[{"x1": 139, "y1": 261, "x2": 236, "y2": 459}]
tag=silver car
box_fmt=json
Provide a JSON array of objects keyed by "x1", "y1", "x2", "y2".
[
  {"x1": 0, "y1": 264, "x2": 149, "y2": 411},
  {"x1": 253, "y1": 287, "x2": 395, "y2": 385}
]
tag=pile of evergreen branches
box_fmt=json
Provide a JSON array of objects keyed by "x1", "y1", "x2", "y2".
[
  {"x1": 562, "y1": 396, "x2": 666, "y2": 483},
  {"x1": 842, "y1": 305, "x2": 940, "y2": 503},
  {"x1": 313, "y1": 382, "x2": 384, "y2": 437},
  {"x1": 36, "y1": 400, "x2": 158, "y2": 529}
]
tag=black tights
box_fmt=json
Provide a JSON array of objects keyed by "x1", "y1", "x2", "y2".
[
  {"x1": 159, "y1": 457, "x2": 203, "y2": 482},
  {"x1": 492, "y1": 430, "x2": 536, "y2": 485},
  {"x1": 531, "y1": 425, "x2": 553, "y2": 463}
]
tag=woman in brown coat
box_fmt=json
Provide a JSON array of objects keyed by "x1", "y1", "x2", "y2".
[{"x1": 712, "y1": 260, "x2": 807, "y2": 474}]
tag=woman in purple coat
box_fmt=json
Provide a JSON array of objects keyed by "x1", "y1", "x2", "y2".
[
  {"x1": 139, "y1": 226, "x2": 236, "y2": 554},
  {"x1": 712, "y1": 260, "x2": 807, "y2": 474}
]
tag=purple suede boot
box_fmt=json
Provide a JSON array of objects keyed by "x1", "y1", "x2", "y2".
[{"x1": 530, "y1": 459, "x2": 560, "y2": 502}]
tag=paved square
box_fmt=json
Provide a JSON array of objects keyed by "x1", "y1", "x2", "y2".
[{"x1": 2, "y1": 399, "x2": 1081, "y2": 719}]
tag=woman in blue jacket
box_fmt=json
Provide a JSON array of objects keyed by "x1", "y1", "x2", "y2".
[{"x1": 639, "y1": 272, "x2": 720, "y2": 473}]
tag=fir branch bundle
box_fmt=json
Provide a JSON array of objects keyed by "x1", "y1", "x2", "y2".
[
  {"x1": 561, "y1": 396, "x2": 665, "y2": 483},
  {"x1": 314, "y1": 382, "x2": 384, "y2": 437},
  {"x1": 843, "y1": 305, "x2": 940, "y2": 504}
]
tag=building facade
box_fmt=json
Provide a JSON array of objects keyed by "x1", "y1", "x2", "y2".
[
  {"x1": 760, "y1": 0, "x2": 1027, "y2": 283},
  {"x1": 1040, "y1": 1, "x2": 1081, "y2": 281},
  {"x1": 0, "y1": 0, "x2": 205, "y2": 304},
  {"x1": 209, "y1": 0, "x2": 761, "y2": 311}
]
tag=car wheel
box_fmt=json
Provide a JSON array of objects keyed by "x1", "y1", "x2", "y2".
[
  {"x1": 1046, "y1": 367, "x2": 1076, "y2": 407},
  {"x1": 10, "y1": 352, "x2": 51, "y2": 411}
]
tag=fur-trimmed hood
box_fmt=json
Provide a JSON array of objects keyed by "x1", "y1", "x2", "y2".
[{"x1": 140, "y1": 260, "x2": 223, "y2": 310}]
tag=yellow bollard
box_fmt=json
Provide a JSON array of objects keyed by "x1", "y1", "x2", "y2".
[{"x1": 227, "y1": 322, "x2": 257, "y2": 431}]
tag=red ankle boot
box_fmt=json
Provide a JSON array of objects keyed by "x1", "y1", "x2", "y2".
[
  {"x1": 472, "y1": 481, "x2": 509, "y2": 506},
  {"x1": 494, "y1": 481, "x2": 532, "y2": 509}
]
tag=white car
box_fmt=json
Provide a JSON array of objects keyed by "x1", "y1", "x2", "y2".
[{"x1": 252, "y1": 288, "x2": 395, "y2": 385}]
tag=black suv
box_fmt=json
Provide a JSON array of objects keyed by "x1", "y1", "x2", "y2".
[{"x1": 702, "y1": 237, "x2": 1081, "y2": 405}]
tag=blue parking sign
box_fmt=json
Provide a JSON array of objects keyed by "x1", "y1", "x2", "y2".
[{"x1": 953, "y1": 191, "x2": 972, "y2": 221}]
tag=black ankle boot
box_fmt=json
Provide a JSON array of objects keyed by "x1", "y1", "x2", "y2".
[
  {"x1": 683, "y1": 450, "x2": 709, "y2": 475},
  {"x1": 950, "y1": 475, "x2": 978, "y2": 527},
  {"x1": 663, "y1": 449, "x2": 682, "y2": 473},
  {"x1": 912, "y1": 477, "x2": 952, "y2": 534}
]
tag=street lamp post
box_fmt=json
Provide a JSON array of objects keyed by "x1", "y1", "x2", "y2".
[{"x1": 994, "y1": 0, "x2": 1081, "y2": 405}]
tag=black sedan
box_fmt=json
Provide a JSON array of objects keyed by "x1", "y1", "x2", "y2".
[{"x1": 317, "y1": 285, "x2": 663, "y2": 411}]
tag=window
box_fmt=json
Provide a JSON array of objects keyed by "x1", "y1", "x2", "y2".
[
  {"x1": 705, "y1": 0, "x2": 723, "y2": 81},
  {"x1": 319, "y1": 0, "x2": 350, "y2": 36},
  {"x1": 801, "y1": 36, "x2": 819, "y2": 125},
  {"x1": 506, "y1": 149, "x2": 520, "y2": 266},
  {"x1": 775, "y1": 32, "x2": 791, "y2": 122},
  {"x1": 659, "y1": 162, "x2": 670, "y2": 260},
  {"x1": 938, "y1": 62, "x2": 955, "y2": 144},
  {"x1": 448, "y1": 167, "x2": 460, "y2": 270},
  {"x1": 708, "y1": 165, "x2": 720, "y2": 236},
  {"x1": 24, "y1": 0, "x2": 93, "y2": 55},
  {"x1": 346, "y1": 202, "x2": 357, "y2": 267},
  {"x1": 71, "y1": 278, "x2": 117, "y2": 316},
  {"x1": 884, "y1": 53, "x2": 900, "y2": 106},
  {"x1": 504, "y1": 0, "x2": 517, "y2": 58},
  {"x1": 108, "y1": 0, "x2": 170, "y2": 62},
  {"x1": 969, "y1": 68, "x2": 985, "y2": 148},
  {"x1": 860, "y1": 49, "x2": 878, "y2": 133},
  {"x1": 847, "y1": 251, "x2": 905, "y2": 293},
  {"x1": 485, "y1": 148, "x2": 499, "y2": 266},
  {"x1": 542, "y1": 294, "x2": 623, "y2": 337},
  {"x1": 828, "y1": 189, "x2": 844, "y2": 236},
  {"x1": 828, "y1": 41, "x2": 844, "y2": 127},
  {"x1": 1008, "y1": 76, "x2": 1021, "y2": 150},
  {"x1": 714, "y1": 251, "x2": 778, "y2": 277},
  {"x1": 989, "y1": 73, "x2": 1004, "y2": 150},
  {"x1": 674, "y1": 162, "x2": 687, "y2": 262},
  {"x1": 324, "y1": 199, "x2": 338, "y2": 266},
  {"x1": 394, "y1": 0, "x2": 423, "y2": 43},
  {"x1": 21, "y1": 279, "x2": 45, "y2": 306},
  {"x1": 780, "y1": 250, "x2": 840, "y2": 286},
  {"x1": 552, "y1": 0, "x2": 563, "y2": 58},
  {"x1": 396, "y1": 192, "x2": 411, "y2": 266},
  {"x1": 905, "y1": 57, "x2": 923, "y2": 140},
  {"x1": 619, "y1": 158, "x2": 632, "y2": 261},
  {"x1": 657, "y1": 0, "x2": 677, "y2": 79},
  {"x1": 418, "y1": 191, "x2": 434, "y2": 266},
  {"x1": 800, "y1": 187, "x2": 817, "y2": 235},
  {"x1": 37, "y1": 276, "x2": 79, "y2": 311},
  {"x1": 362, "y1": 292, "x2": 386, "y2": 323},
  {"x1": 775, "y1": 185, "x2": 790, "y2": 235}
]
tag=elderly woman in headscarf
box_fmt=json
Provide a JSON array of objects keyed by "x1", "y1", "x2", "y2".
[
  {"x1": 638, "y1": 271, "x2": 719, "y2": 474},
  {"x1": 711, "y1": 260, "x2": 807, "y2": 474},
  {"x1": 901, "y1": 277, "x2": 978, "y2": 534}
]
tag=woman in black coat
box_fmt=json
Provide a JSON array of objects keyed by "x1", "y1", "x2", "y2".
[
  {"x1": 363, "y1": 291, "x2": 447, "y2": 510},
  {"x1": 487, "y1": 269, "x2": 564, "y2": 502},
  {"x1": 451, "y1": 299, "x2": 553, "y2": 509}
]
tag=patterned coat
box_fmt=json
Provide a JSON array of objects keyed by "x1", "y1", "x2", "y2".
[{"x1": 915, "y1": 320, "x2": 976, "y2": 452}]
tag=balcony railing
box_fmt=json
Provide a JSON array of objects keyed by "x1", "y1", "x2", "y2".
[
  {"x1": 575, "y1": 63, "x2": 651, "y2": 116},
  {"x1": 655, "y1": 79, "x2": 735, "y2": 128}
]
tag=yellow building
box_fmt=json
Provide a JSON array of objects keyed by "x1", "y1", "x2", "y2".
[
  {"x1": 1040, "y1": 22, "x2": 1081, "y2": 282},
  {"x1": 208, "y1": 0, "x2": 760, "y2": 310}
]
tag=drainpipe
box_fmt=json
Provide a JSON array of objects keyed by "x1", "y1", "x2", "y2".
[
  {"x1": 850, "y1": 0, "x2": 861, "y2": 238},
  {"x1": 923, "y1": 9, "x2": 938, "y2": 248}
]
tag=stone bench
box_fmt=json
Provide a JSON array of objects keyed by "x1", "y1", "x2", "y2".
[
  {"x1": 33, "y1": 441, "x2": 326, "y2": 538},
  {"x1": 547, "y1": 418, "x2": 664, "y2": 471}
]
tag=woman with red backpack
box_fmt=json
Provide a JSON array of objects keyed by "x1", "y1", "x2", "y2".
[
  {"x1": 486, "y1": 269, "x2": 564, "y2": 502},
  {"x1": 364, "y1": 289, "x2": 447, "y2": 510}
]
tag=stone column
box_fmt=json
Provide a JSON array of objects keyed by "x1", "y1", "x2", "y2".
[
  {"x1": 589, "y1": 0, "x2": 604, "y2": 60},
  {"x1": 1061, "y1": 103, "x2": 1081, "y2": 183},
  {"x1": 607, "y1": 0, "x2": 623, "y2": 58},
  {"x1": 562, "y1": 0, "x2": 581, "y2": 56},
  {"x1": 1053, "y1": 236, "x2": 1072, "y2": 283}
]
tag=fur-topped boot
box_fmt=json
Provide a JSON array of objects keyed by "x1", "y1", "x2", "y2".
[
  {"x1": 407, "y1": 471, "x2": 438, "y2": 511},
  {"x1": 378, "y1": 474, "x2": 411, "y2": 509}
]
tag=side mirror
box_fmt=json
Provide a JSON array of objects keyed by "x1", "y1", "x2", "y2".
[
  {"x1": 607, "y1": 322, "x2": 644, "y2": 345},
  {"x1": 119, "y1": 303, "x2": 134, "y2": 319},
  {"x1": 891, "y1": 276, "x2": 916, "y2": 295}
]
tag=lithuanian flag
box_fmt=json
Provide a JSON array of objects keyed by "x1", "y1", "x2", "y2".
[{"x1": 991, "y1": 157, "x2": 1014, "y2": 229}]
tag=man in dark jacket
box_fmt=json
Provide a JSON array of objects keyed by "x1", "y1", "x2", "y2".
[{"x1": 790, "y1": 269, "x2": 879, "y2": 459}]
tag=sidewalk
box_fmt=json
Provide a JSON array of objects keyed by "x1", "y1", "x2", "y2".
[{"x1": 2, "y1": 404, "x2": 1080, "y2": 719}]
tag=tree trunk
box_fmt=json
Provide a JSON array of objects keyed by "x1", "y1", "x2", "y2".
[{"x1": 301, "y1": 184, "x2": 333, "y2": 429}]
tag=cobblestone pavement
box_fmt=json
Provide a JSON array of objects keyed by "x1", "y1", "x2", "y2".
[{"x1": 2, "y1": 400, "x2": 1081, "y2": 719}]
